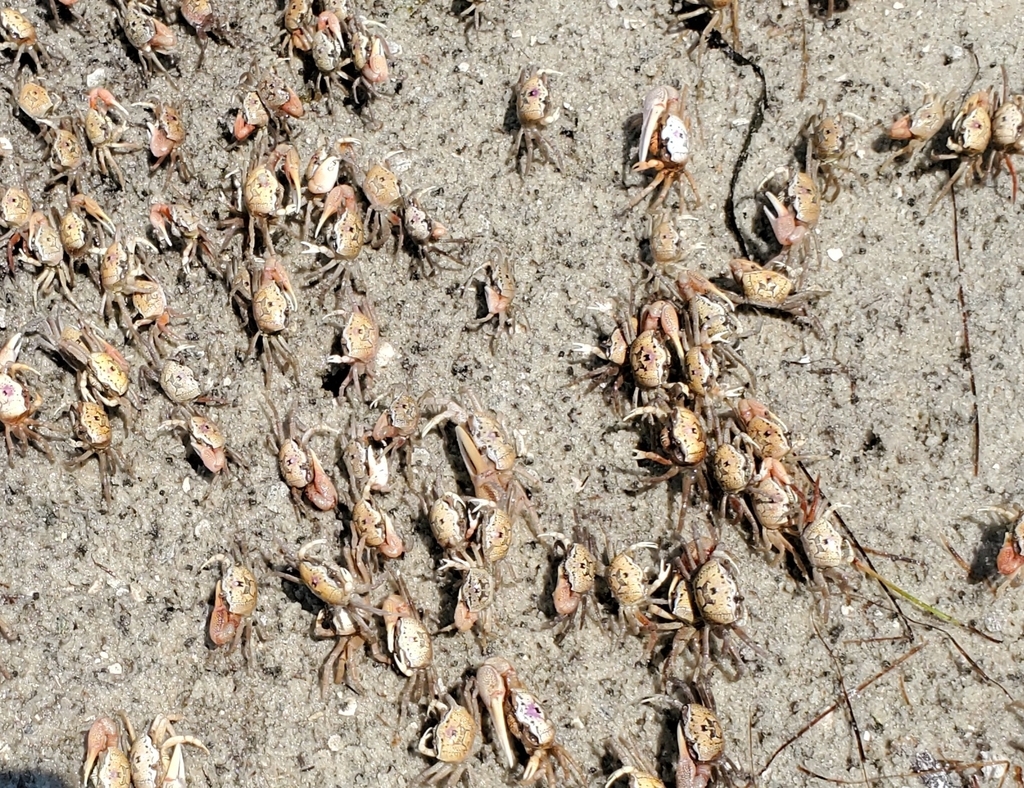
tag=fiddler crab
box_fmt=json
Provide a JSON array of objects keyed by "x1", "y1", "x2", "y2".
[
  {"x1": 668, "y1": 0, "x2": 739, "y2": 60},
  {"x1": 266, "y1": 401, "x2": 338, "y2": 513},
  {"x1": 645, "y1": 536, "x2": 766, "y2": 682},
  {"x1": 439, "y1": 547, "x2": 498, "y2": 645},
  {"x1": 65, "y1": 400, "x2": 127, "y2": 508},
  {"x1": 476, "y1": 656, "x2": 583, "y2": 785},
  {"x1": 135, "y1": 100, "x2": 190, "y2": 181},
  {"x1": 605, "y1": 731, "x2": 665, "y2": 788},
  {"x1": 989, "y1": 503, "x2": 1024, "y2": 595},
  {"x1": 0, "y1": 8, "x2": 52, "y2": 72},
  {"x1": 37, "y1": 320, "x2": 138, "y2": 423},
  {"x1": 417, "y1": 687, "x2": 480, "y2": 787},
  {"x1": 160, "y1": 406, "x2": 243, "y2": 476},
  {"x1": 510, "y1": 66, "x2": 564, "y2": 176},
  {"x1": 929, "y1": 88, "x2": 993, "y2": 212},
  {"x1": 382, "y1": 575, "x2": 438, "y2": 726},
  {"x1": 232, "y1": 64, "x2": 304, "y2": 142},
  {"x1": 546, "y1": 524, "x2": 601, "y2": 643},
  {"x1": 202, "y1": 552, "x2": 259, "y2": 666},
  {"x1": 988, "y1": 66, "x2": 1024, "y2": 202},
  {"x1": 229, "y1": 254, "x2": 300, "y2": 384},
  {"x1": 0, "y1": 332, "x2": 53, "y2": 464},
  {"x1": 222, "y1": 143, "x2": 301, "y2": 260},
  {"x1": 83, "y1": 87, "x2": 140, "y2": 189},
  {"x1": 84, "y1": 714, "x2": 207, "y2": 788},
  {"x1": 273, "y1": 539, "x2": 381, "y2": 693},
  {"x1": 117, "y1": 0, "x2": 177, "y2": 83},
  {"x1": 605, "y1": 541, "x2": 669, "y2": 636},
  {"x1": 464, "y1": 246, "x2": 528, "y2": 348},
  {"x1": 149, "y1": 201, "x2": 218, "y2": 276},
  {"x1": 879, "y1": 81, "x2": 947, "y2": 173},
  {"x1": 422, "y1": 393, "x2": 540, "y2": 533},
  {"x1": 624, "y1": 85, "x2": 700, "y2": 214},
  {"x1": 761, "y1": 167, "x2": 820, "y2": 267},
  {"x1": 325, "y1": 290, "x2": 396, "y2": 402}
]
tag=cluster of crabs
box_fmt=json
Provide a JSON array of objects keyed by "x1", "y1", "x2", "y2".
[{"x1": 0, "y1": 0, "x2": 1022, "y2": 785}]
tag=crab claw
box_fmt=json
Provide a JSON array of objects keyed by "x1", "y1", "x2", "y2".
[
  {"x1": 639, "y1": 85, "x2": 675, "y2": 164},
  {"x1": 71, "y1": 194, "x2": 116, "y2": 234},
  {"x1": 87, "y1": 88, "x2": 130, "y2": 118},
  {"x1": 762, "y1": 192, "x2": 796, "y2": 246},
  {"x1": 149, "y1": 204, "x2": 174, "y2": 246},
  {"x1": 83, "y1": 717, "x2": 119, "y2": 787},
  {"x1": 476, "y1": 659, "x2": 515, "y2": 769},
  {"x1": 315, "y1": 185, "x2": 347, "y2": 237},
  {"x1": 278, "y1": 88, "x2": 304, "y2": 119}
]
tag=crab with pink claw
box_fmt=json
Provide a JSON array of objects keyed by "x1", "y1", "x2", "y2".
[
  {"x1": 347, "y1": 16, "x2": 393, "y2": 106},
  {"x1": 230, "y1": 254, "x2": 300, "y2": 383},
  {"x1": 117, "y1": 0, "x2": 177, "y2": 83},
  {"x1": 0, "y1": 332, "x2": 53, "y2": 464},
  {"x1": 983, "y1": 504, "x2": 1024, "y2": 595},
  {"x1": 135, "y1": 101, "x2": 189, "y2": 181},
  {"x1": 160, "y1": 406, "x2": 243, "y2": 476},
  {"x1": 762, "y1": 169, "x2": 820, "y2": 267},
  {"x1": 879, "y1": 83, "x2": 947, "y2": 174},
  {"x1": 475, "y1": 656, "x2": 584, "y2": 785},
  {"x1": 83, "y1": 716, "x2": 131, "y2": 788},
  {"x1": 624, "y1": 85, "x2": 701, "y2": 215},
  {"x1": 232, "y1": 66, "x2": 304, "y2": 141},
  {"x1": 203, "y1": 552, "x2": 259, "y2": 665},
  {"x1": 382, "y1": 578, "x2": 438, "y2": 726}
]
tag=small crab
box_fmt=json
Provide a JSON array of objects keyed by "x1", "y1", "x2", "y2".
[
  {"x1": 266, "y1": 402, "x2": 338, "y2": 513},
  {"x1": 465, "y1": 247, "x2": 527, "y2": 347},
  {"x1": 605, "y1": 542, "x2": 669, "y2": 635},
  {"x1": 83, "y1": 88, "x2": 140, "y2": 189},
  {"x1": 625, "y1": 85, "x2": 700, "y2": 214},
  {"x1": 57, "y1": 191, "x2": 115, "y2": 262},
  {"x1": 801, "y1": 100, "x2": 859, "y2": 201},
  {"x1": 674, "y1": 702, "x2": 725, "y2": 788},
  {"x1": 149, "y1": 202, "x2": 218, "y2": 276},
  {"x1": 136, "y1": 101, "x2": 189, "y2": 181},
  {"x1": 879, "y1": 82, "x2": 947, "y2": 173},
  {"x1": 422, "y1": 394, "x2": 539, "y2": 531},
  {"x1": 669, "y1": 0, "x2": 739, "y2": 59},
  {"x1": 347, "y1": 16, "x2": 393, "y2": 105},
  {"x1": 0, "y1": 332, "x2": 52, "y2": 463},
  {"x1": 747, "y1": 457, "x2": 803, "y2": 568},
  {"x1": 11, "y1": 77, "x2": 58, "y2": 128},
  {"x1": 117, "y1": 0, "x2": 177, "y2": 81},
  {"x1": 120, "y1": 713, "x2": 208, "y2": 788},
  {"x1": 232, "y1": 64, "x2": 304, "y2": 141},
  {"x1": 548, "y1": 525, "x2": 601, "y2": 642},
  {"x1": 65, "y1": 401, "x2": 127, "y2": 507},
  {"x1": 325, "y1": 291, "x2": 396, "y2": 401},
  {"x1": 762, "y1": 168, "x2": 820, "y2": 266},
  {"x1": 427, "y1": 477, "x2": 473, "y2": 556},
  {"x1": 82, "y1": 717, "x2": 131, "y2": 788},
  {"x1": 308, "y1": 10, "x2": 349, "y2": 102},
  {"x1": 351, "y1": 493, "x2": 405, "y2": 561},
  {"x1": 439, "y1": 549, "x2": 498, "y2": 644},
  {"x1": 274, "y1": 539, "x2": 381, "y2": 693},
  {"x1": 929, "y1": 88, "x2": 993, "y2": 211},
  {"x1": 230, "y1": 254, "x2": 300, "y2": 383},
  {"x1": 476, "y1": 656, "x2": 583, "y2": 785},
  {"x1": 0, "y1": 8, "x2": 51, "y2": 72},
  {"x1": 647, "y1": 537, "x2": 764, "y2": 682},
  {"x1": 796, "y1": 478, "x2": 856, "y2": 618},
  {"x1": 727, "y1": 258, "x2": 824, "y2": 325},
  {"x1": 735, "y1": 397, "x2": 790, "y2": 460},
  {"x1": 48, "y1": 322, "x2": 137, "y2": 418},
  {"x1": 625, "y1": 397, "x2": 710, "y2": 506},
  {"x1": 279, "y1": 0, "x2": 313, "y2": 59},
  {"x1": 341, "y1": 421, "x2": 391, "y2": 502},
  {"x1": 202, "y1": 552, "x2": 259, "y2": 665},
  {"x1": 988, "y1": 66, "x2": 1024, "y2": 201},
  {"x1": 400, "y1": 187, "x2": 467, "y2": 277},
  {"x1": 360, "y1": 155, "x2": 404, "y2": 249},
  {"x1": 179, "y1": 0, "x2": 231, "y2": 68},
  {"x1": 10, "y1": 210, "x2": 78, "y2": 308},
  {"x1": 222, "y1": 144, "x2": 300, "y2": 259},
  {"x1": 510, "y1": 67, "x2": 564, "y2": 175},
  {"x1": 382, "y1": 577, "x2": 438, "y2": 723},
  {"x1": 160, "y1": 406, "x2": 242, "y2": 475},
  {"x1": 301, "y1": 184, "x2": 365, "y2": 289},
  {"x1": 417, "y1": 689, "x2": 480, "y2": 787}
]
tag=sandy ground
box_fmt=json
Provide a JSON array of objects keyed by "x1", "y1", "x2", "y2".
[{"x1": 1, "y1": 0, "x2": 1023, "y2": 786}]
